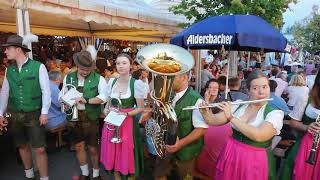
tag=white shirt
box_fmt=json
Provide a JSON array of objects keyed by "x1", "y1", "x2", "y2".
[
  {"x1": 231, "y1": 103, "x2": 284, "y2": 135},
  {"x1": 287, "y1": 86, "x2": 309, "y2": 106},
  {"x1": 0, "y1": 58, "x2": 51, "y2": 116},
  {"x1": 138, "y1": 78, "x2": 150, "y2": 99},
  {"x1": 306, "y1": 75, "x2": 316, "y2": 90},
  {"x1": 274, "y1": 78, "x2": 288, "y2": 97},
  {"x1": 172, "y1": 87, "x2": 208, "y2": 129},
  {"x1": 59, "y1": 73, "x2": 108, "y2": 110}
]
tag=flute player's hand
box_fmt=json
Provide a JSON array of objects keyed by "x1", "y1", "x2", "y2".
[
  {"x1": 199, "y1": 101, "x2": 211, "y2": 115},
  {"x1": 216, "y1": 101, "x2": 232, "y2": 118}
]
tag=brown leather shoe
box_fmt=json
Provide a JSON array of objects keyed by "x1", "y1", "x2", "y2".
[{"x1": 79, "y1": 175, "x2": 90, "y2": 180}]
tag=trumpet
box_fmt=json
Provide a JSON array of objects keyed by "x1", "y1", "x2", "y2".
[
  {"x1": 60, "y1": 77, "x2": 79, "y2": 121},
  {"x1": 183, "y1": 98, "x2": 273, "y2": 111},
  {"x1": 104, "y1": 97, "x2": 123, "y2": 144}
]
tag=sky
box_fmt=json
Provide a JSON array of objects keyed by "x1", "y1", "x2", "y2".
[
  {"x1": 142, "y1": 0, "x2": 320, "y2": 33},
  {"x1": 283, "y1": 0, "x2": 320, "y2": 32}
]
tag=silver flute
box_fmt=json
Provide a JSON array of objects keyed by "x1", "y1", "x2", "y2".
[{"x1": 183, "y1": 98, "x2": 273, "y2": 111}]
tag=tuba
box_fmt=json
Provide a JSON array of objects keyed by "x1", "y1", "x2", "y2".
[
  {"x1": 60, "y1": 78, "x2": 80, "y2": 121},
  {"x1": 136, "y1": 43, "x2": 194, "y2": 158}
]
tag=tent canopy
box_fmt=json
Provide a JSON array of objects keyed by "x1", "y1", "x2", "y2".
[{"x1": 0, "y1": 0, "x2": 182, "y2": 42}]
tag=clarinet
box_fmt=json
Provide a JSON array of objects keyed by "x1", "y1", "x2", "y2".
[{"x1": 306, "y1": 113, "x2": 320, "y2": 165}]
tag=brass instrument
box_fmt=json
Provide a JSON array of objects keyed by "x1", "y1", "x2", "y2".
[
  {"x1": 105, "y1": 97, "x2": 123, "y2": 144},
  {"x1": 61, "y1": 78, "x2": 79, "y2": 121},
  {"x1": 306, "y1": 113, "x2": 320, "y2": 165},
  {"x1": 137, "y1": 43, "x2": 194, "y2": 158}
]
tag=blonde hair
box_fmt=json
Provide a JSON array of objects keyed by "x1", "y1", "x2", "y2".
[{"x1": 289, "y1": 74, "x2": 306, "y2": 86}]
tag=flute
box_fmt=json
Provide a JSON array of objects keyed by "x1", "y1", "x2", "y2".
[{"x1": 183, "y1": 98, "x2": 273, "y2": 111}]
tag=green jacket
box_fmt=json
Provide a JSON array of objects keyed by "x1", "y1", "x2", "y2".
[
  {"x1": 66, "y1": 71, "x2": 101, "y2": 121},
  {"x1": 7, "y1": 59, "x2": 42, "y2": 112},
  {"x1": 174, "y1": 87, "x2": 204, "y2": 161}
]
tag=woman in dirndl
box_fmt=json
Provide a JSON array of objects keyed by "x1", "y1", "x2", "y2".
[
  {"x1": 100, "y1": 53, "x2": 145, "y2": 180},
  {"x1": 291, "y1": 71, "x2": 320, "y2": 180},
  {"x1": 200, "y1": 70, "x2": 284, "y2": 180}
]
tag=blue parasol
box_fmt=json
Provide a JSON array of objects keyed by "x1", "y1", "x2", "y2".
[{"x1": 170, "y1": 15, "x2": 287, "y2": 52}]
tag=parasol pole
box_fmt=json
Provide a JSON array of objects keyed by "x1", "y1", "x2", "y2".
[
  {"x1": 221, "y1": 45, "x2": 229, "y2": 100},
  {"x1": 247, "y1": 51, "x2": 251, "y2": 70}
]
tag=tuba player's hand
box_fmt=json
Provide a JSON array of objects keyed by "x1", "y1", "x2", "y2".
[
  {"x1": 166, "y1": 137, "x2": 182, "y2": 153},
  {"x1": 74, "y1": 97, "x2": 87, "y2": 104},
  {"x1": 139, "y1": 108, "x2": 152, "y2": 124}
]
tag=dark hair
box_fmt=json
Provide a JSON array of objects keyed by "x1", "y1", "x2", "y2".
[
  {"x1": 228, "y1": 77, "x2": 240, "y2": 88},
  {"x1": 269, "y1": 80, "x2": 277, "y2": 92},
  {"x1": 217, "y1": 76, "x2": 226, "y2": 85},
  {"x1": 117, "y1": 53, "x2": 133, "y2": 64},
  {"x1": 310, "y1": 71, "x2": 320, "y2": 108},
  {"x1": 246, "y1": 70, "x2": 268, "y2": 89},
  {"x1": 203, "y1": 64, "x2": 209, "y2": 69},
  {"x1": 201, "y1": 78, "x2": 219, "y2": 96},
  {"x1": 271, "y1": 68, "x2": 279, "y2": 76},
  {"x1": 243, "y1": 69, "x2": 252, "y2": 79},
  {"x1": 132, "y1": 69, "x2": 143, "y2": 79}
]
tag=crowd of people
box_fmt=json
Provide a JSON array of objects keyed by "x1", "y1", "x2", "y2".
[{"x1": 0, "y1": 34, "x2": 320, "y2": 180}]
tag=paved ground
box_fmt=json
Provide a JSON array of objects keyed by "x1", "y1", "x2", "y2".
[{"x1": 0, "y1": 132, "x2": 155, "y2": 180}]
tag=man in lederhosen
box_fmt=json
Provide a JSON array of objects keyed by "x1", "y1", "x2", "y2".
[
  {"x1": 0, "y1": 35, "x2": 51, "y2": 180},
  {"x1": 59, "y1": 47, "x2": 107, "y2": 180}
]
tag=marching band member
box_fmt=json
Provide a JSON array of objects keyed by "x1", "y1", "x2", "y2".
[
  {"x1": 152, "y1": 72, "x2": 208, "y2": 180},
  {"x1": 200, "y1": 70, "x2": 284, "y2": 180},
  {"x1": 60, "y1": 47, "x2": 107, "y2": 180},
  {"x1": 281, "y1": 71, "x2": 320, "y2": 180},
  {"x1": 100, "y1": 54, "x2": 145, "y2": 180},
  {"x1": 0, "y1": 35, "x2": 51, "y2": 180}
]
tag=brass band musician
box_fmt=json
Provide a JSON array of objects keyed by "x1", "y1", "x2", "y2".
[{"x1": 59, "y1": 47, "x2": 107, "y2": 180}]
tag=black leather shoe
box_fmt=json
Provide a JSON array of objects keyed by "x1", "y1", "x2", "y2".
[
  {"x1": 92, "y1": 176, "x2": 102, "y2": 180},
  {"x1": 79, "y1": 175, "x2": 90, "y2": 180},
  {"x1": 25, "y1": 177, "x2": 35, "y2": 180}
]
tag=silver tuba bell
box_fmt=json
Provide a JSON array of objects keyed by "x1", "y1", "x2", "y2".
[{"x1": 136, "y1": 43, "x2": 195, "y2": 158}]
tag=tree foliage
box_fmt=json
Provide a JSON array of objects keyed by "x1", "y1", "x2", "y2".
[
  {"x1": 169, "y1": 0, "x2": 296, "y2": 29},
  {"x1": 291, "y1": 5, "x2": 320, "y2": 53}
]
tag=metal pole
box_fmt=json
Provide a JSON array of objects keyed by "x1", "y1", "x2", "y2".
[
  {"x1": 247, "y1": 51, "x2": 251, "y2": 70},
  {"x1": 195, "y1": 49, "x2": 202, "y2": 92},
  {"x1": 16, "y1": 9, "x2": 24, "y2": 36},
  {"x1": 24, "y1": 9, "x2": 33, "y2": 59}
]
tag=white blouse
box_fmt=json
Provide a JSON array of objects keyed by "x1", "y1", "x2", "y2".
[
  {"x1": 289, "y1": 103, "x2": 320, "y2": 121},
  {"x1": 287, "y1": 86, "x2": 309, "y2": 106},
  {"x1": 231, "y1": 103, "x2": 284, "y2": 135},
  {"x1": 106, "y1": 77, "x2": 146, "y2": 99}
]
